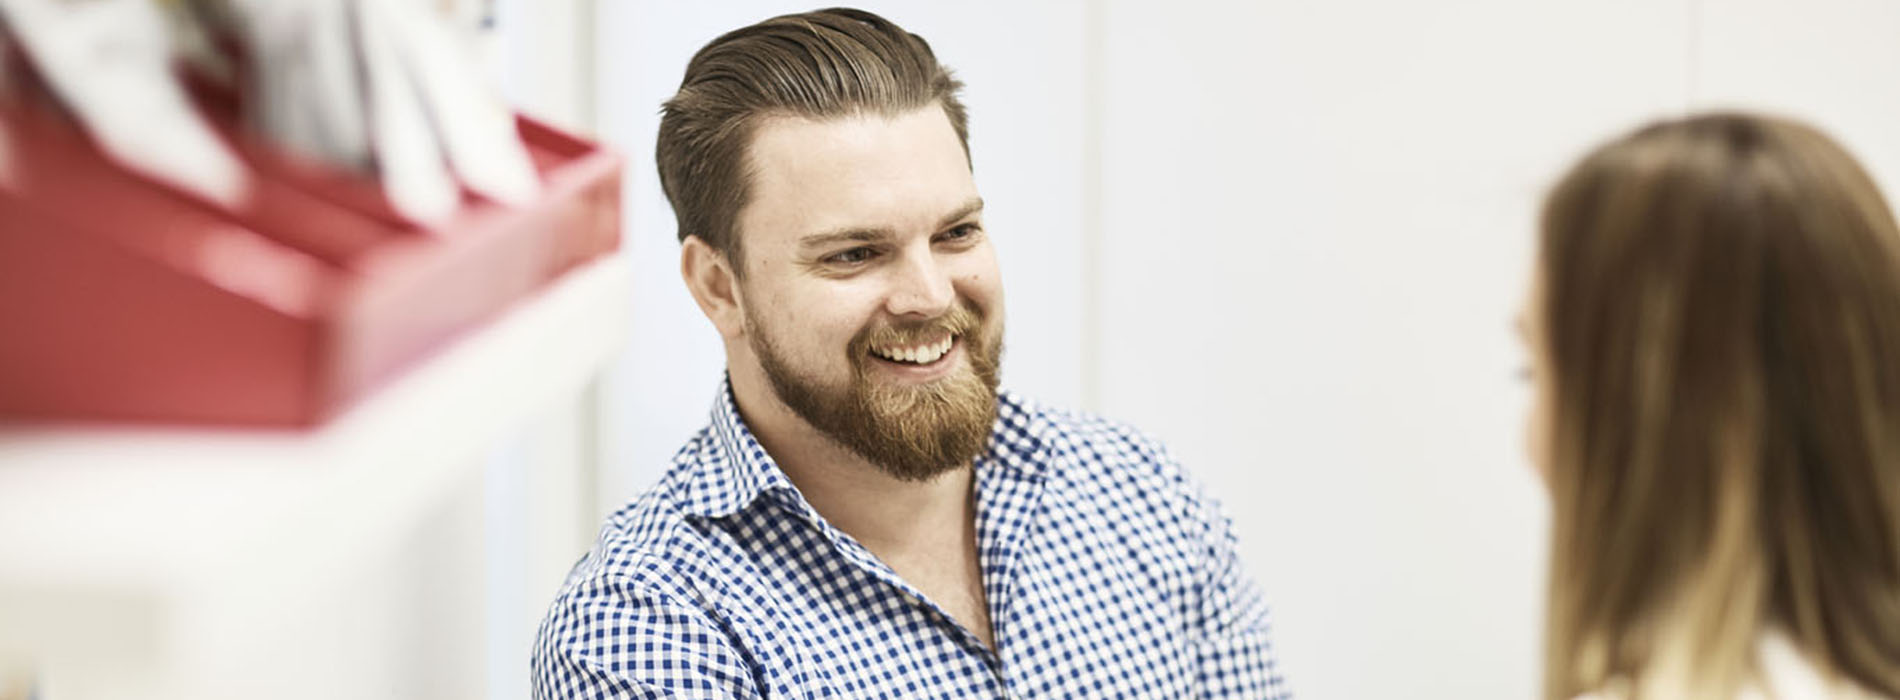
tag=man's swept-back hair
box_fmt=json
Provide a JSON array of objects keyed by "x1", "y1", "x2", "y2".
[{"x1": 656, "y1": 7, "x2": 969, "y2": 270}]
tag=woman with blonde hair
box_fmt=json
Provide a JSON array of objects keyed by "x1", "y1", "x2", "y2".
[{"x1": 1528, "y1": 113, "x2": 1900, "y2": 699}]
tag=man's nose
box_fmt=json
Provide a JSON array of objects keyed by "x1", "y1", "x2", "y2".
[{"x1": 884, "y1": 248, "x2": 955, "y2": 318}]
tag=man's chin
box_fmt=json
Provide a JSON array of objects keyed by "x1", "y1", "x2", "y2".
[
  {"x1": 861, "y1": 372, "x2": 981, "y2": 416},
  {"x1": 754, "y1": 325, "x2": 1001, "y2": 478}
]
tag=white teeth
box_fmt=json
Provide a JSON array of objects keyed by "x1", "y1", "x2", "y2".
[{"x1": 874, "y1": 336, "x2": 956, "y2": 364}]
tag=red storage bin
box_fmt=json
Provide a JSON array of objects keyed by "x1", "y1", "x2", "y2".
[{"x1": 0, "y1": 94, "x2": 623, "y2": 427}]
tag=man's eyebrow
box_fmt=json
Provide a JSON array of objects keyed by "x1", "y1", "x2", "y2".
[
  {"x1": 799, "y1": 227, "x2": 894, "y2": 250},
  {"x1": 796, "y1": 197, "x2": 986, "y2": 250},
  {"x1": 938, "y1": 197, "x2": 985, "y2": 229}
]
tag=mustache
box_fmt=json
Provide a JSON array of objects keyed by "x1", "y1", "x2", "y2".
[{"x1": 850, "y1": 304, "x2": 984, "y2": 355}]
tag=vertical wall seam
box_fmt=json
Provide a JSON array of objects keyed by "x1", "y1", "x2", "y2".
[
  {"x1": 578, "y1": 0, "x2": 600, "y2": 135},
  {"x1": 1685, "y1": 0, "x2": 1703, "y2": 111},
  {"x1": 1080, "y1": 0, "x2": 1106, "y2": 411}
]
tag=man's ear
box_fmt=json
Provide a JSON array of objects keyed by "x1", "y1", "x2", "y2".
[{"x1": 681, "y1": 236, "x2": 746, "y2": 340}]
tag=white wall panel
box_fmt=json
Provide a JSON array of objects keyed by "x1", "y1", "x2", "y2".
[{"x1": 1093, "y1": 3, "x2": 1687, "y2": 697}]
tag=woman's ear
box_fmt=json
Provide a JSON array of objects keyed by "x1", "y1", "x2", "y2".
[{"x1": 680, "y1": 236, "x2": 746, "y2": 340}]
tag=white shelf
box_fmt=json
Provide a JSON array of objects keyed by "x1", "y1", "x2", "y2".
[{"x1": 0, "y1": 253, "x2": 632, "y2": 700}]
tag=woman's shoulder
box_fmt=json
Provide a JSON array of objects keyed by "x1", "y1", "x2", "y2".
[
  {"x1": 1753, "y1": 631, "x2": 1886, "y2": 700},
  {"x1": 1568, "y1": 632, "x2": 1887, "y2": 700},
  {"x1": 1569, "y1": 682, "x2": 1627, "y2": 700}
]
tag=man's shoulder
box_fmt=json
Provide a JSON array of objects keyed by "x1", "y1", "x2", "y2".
[
  {"x1": 1014, "y1": 390, "x2": 1166, "y2": 447},
  {"x1": 997, "y1": 390, "x2": 1209, "y2": 511},
  {"x1": 561, "y1": 490, "x2": 712, "y2": 597},
  {"x1": 553, "y1": 439, "x2": 738, "y2": 608},
  {"x1": 532, "y1": 464, "x2": 761, "y2": 697},
  {"x1": 998, "y1": 392, "x2": 1237, "y2": 588}
]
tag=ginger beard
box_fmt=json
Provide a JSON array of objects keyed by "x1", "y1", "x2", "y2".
[{"x1": 748, "y1": 302, "x2": 1002, "y2": 482}]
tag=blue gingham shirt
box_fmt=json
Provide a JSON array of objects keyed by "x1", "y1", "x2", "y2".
[{"x1": 533, "y1": 382, "x2": 1290, "y2": 699}]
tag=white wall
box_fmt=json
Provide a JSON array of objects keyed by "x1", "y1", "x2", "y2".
[
  {"x1": 592, "y1": 2, "x2": 1900, "y2": 698},
  {"x1": 1092, "y1": 2, "x2": 1687, "y2": 697},
  {"x1": 1093, "y1": 2, "x2": 1900, "y2": 698}
]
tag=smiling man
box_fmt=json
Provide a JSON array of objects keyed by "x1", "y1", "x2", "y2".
[{"x1": 531, "y1": 8, "x2": 1289, "y2": 699}]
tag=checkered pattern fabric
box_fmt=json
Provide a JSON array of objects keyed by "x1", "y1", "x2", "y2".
[{"x1": 532, "y1": 381, "x2": 1291, "y2": 699}]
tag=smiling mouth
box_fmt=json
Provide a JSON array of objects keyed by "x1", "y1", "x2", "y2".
[{"x1": 869, "y1": 334, "x2": 957, "y2": 365}]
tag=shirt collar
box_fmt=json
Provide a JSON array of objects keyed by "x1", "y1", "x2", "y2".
[
  {"x1": 676, "y1": 378, "x2": 1054, "y2": 520},
  {"x1": 675, "y1": 379, "x2": 798, "y2": 519}
]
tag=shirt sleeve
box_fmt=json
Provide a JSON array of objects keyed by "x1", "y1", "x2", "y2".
[
  {"x1": 1188, "y1": 474, "x2": 1293, "y2": 699},
  {"x1": 531, "y1": 570, "x2": 762, "y2": 700}
]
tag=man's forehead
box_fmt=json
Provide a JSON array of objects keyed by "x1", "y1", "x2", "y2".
[{"x1": 739, "y1": 106, "x2": 977, "y2": 245}]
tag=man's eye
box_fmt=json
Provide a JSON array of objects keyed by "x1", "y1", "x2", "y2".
[
  {"x1": 939, "y1": 224, "x2": 980, "y2": 243},
  {"x1": 825, "y1": 247, "x2": 876, "y2": 265}
]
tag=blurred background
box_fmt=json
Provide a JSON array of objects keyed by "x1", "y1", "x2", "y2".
[
  {"x1": 4, "y1": 1, "x2": 1898, "y2": 699},
  {"x1": 596, "y1": 2, "x2": 1899, "y2": 699}
]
